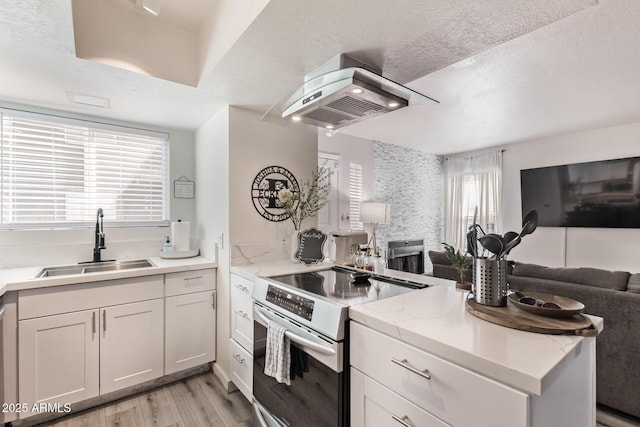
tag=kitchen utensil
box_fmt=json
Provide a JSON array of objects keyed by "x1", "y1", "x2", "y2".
[
  {"x1": 502, "y1": 210, "x2": 539, "y2": 256},
  {"x1": 497, "y1": 231, "x2": 518, "y2": 258},
  {"x1": 478, "y1": 234, "x2": 504, "y2": 259},
  {"x1": 503, "y1": 231, "x2": 518, "y2": 244},
  {"x1": 466, "y1": 230, "x2": 476, "y2": 257},
  {"x1": 520, "y1": 210, "x2": 538, "y2": 237}
]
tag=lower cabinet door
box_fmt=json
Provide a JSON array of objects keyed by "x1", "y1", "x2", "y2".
[
  {"x1": 351, "y1": 368, "x2": 450, "y2": 427},
  {"x1": 165, "y1": 291, "x2": 216, "y2": 374},
  {"x1": 19, "y1": 309, "x2": 100, "y2": 410},
  {"x1": 100, "y1": 299, "x2": 164, "y2": 394}
]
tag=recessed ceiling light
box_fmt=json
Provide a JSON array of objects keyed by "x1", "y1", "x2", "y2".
[
  {"x1": 388, "y1": 101, "x2": 400, "y2": 108},
  {"x1": 326, "y1": 125, "x2": 334, "y2": 129},
  {"x1": 143, "y1": 5, "x2": 159, "y2": 15},
  {"x1": 351, "y1": 88, "x2": 364, "y2": 94},
  {"x1": 292, "y1": 116, "x2": 302, "y2": 122},
  {"x1": 67, "y1": 91, "x2": 111, "y2": 109}
]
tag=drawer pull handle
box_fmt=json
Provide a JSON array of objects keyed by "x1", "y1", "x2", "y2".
[
  {"x1": 234, "y1": 284, "x2": 249, "y2": 292},
  {"x1": 392, "y1": 415, "x2": 414, "y2": 427},
  {"x1": 233, "y1": 353, "x2": 245, "y2": 364},
  {"x1": 184, "y1": 276, "x2": 204, "y2": 281},
  {"x1": 236, "y1": 310, "x2": 248, "y2": 318},
  {"x1": 391, "y1": 358, "x2": 431, "y2": 380}
]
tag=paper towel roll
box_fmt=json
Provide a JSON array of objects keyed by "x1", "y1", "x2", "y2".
[{"x1": 171, "y1": 221, "x2": 190, "y2": 252}]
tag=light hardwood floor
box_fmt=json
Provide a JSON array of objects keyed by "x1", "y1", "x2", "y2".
[{"x1": 32, "y1": 372, "x2": 253, "y2": 427}]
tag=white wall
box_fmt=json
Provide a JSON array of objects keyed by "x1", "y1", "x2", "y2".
[
  {"x1": 318, "y1": 132, "x2": 375, "y2": 230},
  {"x1": 502, "y1": 121, "x2": 640, "y2": 272},
  {"x1": 229, "y1": 107, "x2": 318, "y2": 263},
  {"x1": 195, "y1": 106, "x2": 317, "y2": 389},
  {"x1": 0, "y1": 104, "x2": 196, "y2": 268},
  {"x1": 194, "y1": 106, "x2": 230, "y2": 387}
]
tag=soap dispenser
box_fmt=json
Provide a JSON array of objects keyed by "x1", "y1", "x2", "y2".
[{"x1": 162, "y1": 236, "x2": 174, "y2": 253}]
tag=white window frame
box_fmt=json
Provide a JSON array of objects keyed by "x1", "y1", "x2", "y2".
[{"x1": 0, "y1": 108, "x2": 170, "y2": 229}]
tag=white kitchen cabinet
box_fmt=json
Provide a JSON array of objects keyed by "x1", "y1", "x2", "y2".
[
  {"x1": 18, "y1": 275, "x2": 164, "y2": 416},
  {"x1": 351, "y1": 367, "x2": 450, "y2": 427},
  {"x1": 230, "y1": 273, "x2": 254, "y2": 401},
  {"x1": 100, "y1": 299, "x2": 164, "y2": 394},
  {"x1": 164, "y1": 268, "x2": 216, "y2": 375},
  {"x1": 350, "y1": 322, "x2": 528, "y2": 427},
  {"x1": 19, "y1": 309, "x2": 100, "y2": 407},
  {"x1": 165, "y1": 290, "x2": 216, "y2": 374}
]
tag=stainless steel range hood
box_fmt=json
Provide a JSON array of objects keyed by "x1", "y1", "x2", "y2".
[{"x1": 275, "y1": 55, "x2": 438, "y2": 131}]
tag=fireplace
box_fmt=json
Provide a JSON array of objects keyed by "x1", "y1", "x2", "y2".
[{"x1": 387, "y1": 239, "x2": 425, "y2": 274}]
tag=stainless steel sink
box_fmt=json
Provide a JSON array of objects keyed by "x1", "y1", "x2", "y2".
[{"x1": 35, "y1": 259, "x2": 153, "y2": 278}]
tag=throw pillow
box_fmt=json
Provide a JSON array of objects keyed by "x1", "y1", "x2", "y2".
[{"x1": 627, "y1": 273, "x2": 640, "y2": 293}]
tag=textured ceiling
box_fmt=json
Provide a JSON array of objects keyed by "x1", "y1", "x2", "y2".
[{"x1": 3, "y1": 0, "x2": 639, "y2": 155}]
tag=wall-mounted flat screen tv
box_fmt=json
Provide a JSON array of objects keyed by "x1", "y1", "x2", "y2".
[{"x1": 521, "y1": 156, "x2": 640, "y2": 228}]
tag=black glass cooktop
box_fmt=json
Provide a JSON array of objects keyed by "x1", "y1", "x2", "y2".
[{"x1": 267, "y1": 267, "x2": 427, "y2": 306}]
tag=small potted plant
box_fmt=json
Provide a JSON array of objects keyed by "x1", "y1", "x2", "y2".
[{"x1": 442, "y1": 243, "x2": 473, "y2": 290}]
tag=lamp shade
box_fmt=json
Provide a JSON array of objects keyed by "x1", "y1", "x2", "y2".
[{"x1": 359, "y1": 202, "x2": 391, "y2": 224}]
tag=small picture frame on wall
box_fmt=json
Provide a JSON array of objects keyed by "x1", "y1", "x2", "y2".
[{"x1": 174, "y1": 175, "x2": 194, "y2": 199}]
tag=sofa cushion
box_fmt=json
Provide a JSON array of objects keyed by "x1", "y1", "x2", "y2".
[
  {"x1": 511, "y1": 262, "x2": 630, "y2": 291},
  {"x1": 627, "y1": 273, "x2": 640, "y2": 294},
  {"x1": 428, "y1": 250, "x2": 452, "y2": 266}
]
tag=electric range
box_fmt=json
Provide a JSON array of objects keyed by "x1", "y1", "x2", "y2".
[{"x1": 251, "y1": 266, "x2": 428, "y2": 427}]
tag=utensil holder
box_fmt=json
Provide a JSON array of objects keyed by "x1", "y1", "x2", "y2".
[{"x1": 473, "y1": 258, "x2": 508, "y2": 306}]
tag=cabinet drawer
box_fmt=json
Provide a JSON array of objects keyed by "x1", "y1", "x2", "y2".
[
  {"x1": 230, "y1": 339, "x2": 253, "y2": 402},
  {"x1": 165, "y1": 269, "x2": 216, "y2": 296},
  {"x1": 231, "y1": 275, "x2": 254, "y2": 352},
  {"x1": 350, "y1": 323, "x2": 529, "y2": 427},
  {"x1": 230, "y1": 274, "x2": 253, "y2": 301},
  {"x1": 351, "y1": 368, "x2": 449, "y2": 427}
]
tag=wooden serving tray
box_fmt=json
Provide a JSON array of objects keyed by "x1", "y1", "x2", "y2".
[{"x1": 465, "y1": 297, "x2": 599, "y2": 337}]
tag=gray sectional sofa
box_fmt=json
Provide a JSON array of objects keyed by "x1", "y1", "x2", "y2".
[
  {"x1": 508, "y1": 263, "x2": 640, "y2": 422},
  {"x1": 429, "y1": 250, "x2": 639, "y2": 421}
]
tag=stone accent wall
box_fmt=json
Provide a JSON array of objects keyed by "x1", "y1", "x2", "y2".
[{"x1": 372, "y1": 141, "x2": 444, "y2": 273}]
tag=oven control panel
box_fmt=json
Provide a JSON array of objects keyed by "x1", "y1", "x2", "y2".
[{"x1": 266, "y1": 285, "x2": 315, "y2": 321}]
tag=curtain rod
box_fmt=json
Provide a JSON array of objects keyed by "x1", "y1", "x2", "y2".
[{"x1": 444, "y1": 148, "x2": 505, "y2": 161}]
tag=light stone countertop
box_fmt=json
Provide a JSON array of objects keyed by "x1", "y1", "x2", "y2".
[
  {"x1": 231, "y1": 259, "x2": 603, "y2": 397},
  {"x1": 0, "y1": 256, "x2": 216, "y2": 297},
  {"x1": 349, "y1": 284, "x2": 603, "y2": 396}
]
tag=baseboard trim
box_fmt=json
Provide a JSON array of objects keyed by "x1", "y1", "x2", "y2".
[{"x1": 212, "y1": 361, "x2": 237, "y2": 393}]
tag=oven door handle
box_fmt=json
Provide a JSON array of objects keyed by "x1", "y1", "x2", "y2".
[{"x1": 255, "y1": 307, "x2": 336, "y2": 356}]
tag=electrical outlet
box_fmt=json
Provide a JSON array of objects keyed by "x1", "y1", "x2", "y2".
[{"x1": 216, "y1": 232, "x2": 224, "y2": 249}]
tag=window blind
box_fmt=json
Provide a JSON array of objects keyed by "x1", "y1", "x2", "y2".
[
  {"x1": 349, "y1": 161, "x2": 363, "y2": 230},
  {"x1": 0, "y1": 109, "x2": 169, "y2": 228}
]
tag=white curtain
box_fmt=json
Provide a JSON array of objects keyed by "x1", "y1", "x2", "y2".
[{"x1": 445, "y1": 151, "x2": 502, "y2": 251}]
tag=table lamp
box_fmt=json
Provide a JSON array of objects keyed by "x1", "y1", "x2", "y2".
[{"x1": 359, "y1": 202, "x2": 391, "y2": 256}]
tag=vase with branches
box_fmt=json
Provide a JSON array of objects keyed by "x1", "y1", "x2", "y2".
[{"x1": 278, "y1": 166, "x2": 332, "y2": 231}]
